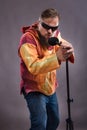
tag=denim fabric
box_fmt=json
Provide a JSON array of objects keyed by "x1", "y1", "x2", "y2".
[{"x1": 23, "y1": 91, "x2": 60, "y2": 130}]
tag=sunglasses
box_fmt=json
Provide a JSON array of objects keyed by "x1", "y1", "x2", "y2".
[{"x1": 41, "y1": 22, "x2": 59, "y2": 32}]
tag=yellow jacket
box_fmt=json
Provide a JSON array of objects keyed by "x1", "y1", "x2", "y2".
[{"x1": 18, "y1": 23, "x2": 74, "y2": 95}]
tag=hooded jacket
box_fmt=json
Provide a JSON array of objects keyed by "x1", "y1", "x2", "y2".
[{"x1": 18, "y1": 22, "x2": 74, "y2": 95}]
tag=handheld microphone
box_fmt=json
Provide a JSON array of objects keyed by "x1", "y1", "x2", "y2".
[{"x1": 48, "y1": 37, "x2": 61, "y2": 46}]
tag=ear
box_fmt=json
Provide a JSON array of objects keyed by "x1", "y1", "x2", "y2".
[
  {"x1": 37, "y1": 19, "x2": 41, "y2": 29},
  {"x1": 38, "y1": 17, "x2": 41, "y2": 22}
]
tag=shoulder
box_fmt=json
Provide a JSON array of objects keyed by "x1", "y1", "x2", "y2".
[{"x1": 20, "y1": 29, "x2": 38, "y2": 46}]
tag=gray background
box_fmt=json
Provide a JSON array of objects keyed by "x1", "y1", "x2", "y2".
[{"x1": 0, "y1": 0, "x2": 87, "y2": 130}]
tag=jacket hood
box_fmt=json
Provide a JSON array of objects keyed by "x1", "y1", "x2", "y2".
[{"x1": 21, "y1": 21, "x2": 39, "y2": 33}]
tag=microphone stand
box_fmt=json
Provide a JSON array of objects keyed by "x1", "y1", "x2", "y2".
[
  {"x1": 48, "y1": 37, "x2": 74, "y2": 130},
  {"x1": 65, "y1": 60, "x2": 74, "y2": 130}
]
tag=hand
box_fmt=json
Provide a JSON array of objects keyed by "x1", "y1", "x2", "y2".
[{"x1": 56, "y1": 41, "x2": 74, "y2": 62}]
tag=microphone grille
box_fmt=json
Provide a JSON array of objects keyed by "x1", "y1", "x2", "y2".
[{"x1": 48, "y1": 37, "x2": 59, "y2": 46}]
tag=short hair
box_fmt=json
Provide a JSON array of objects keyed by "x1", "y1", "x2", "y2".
[{"x1": 40, "y1": 8, "x2": 60, "y2": 20}]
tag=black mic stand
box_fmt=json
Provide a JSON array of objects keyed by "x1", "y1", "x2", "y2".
[
  {"x1": 48, "y1": 37, "x2": 74, "y2": 130},
  {"x1": 65, "y1": 60, "x2": 74, "y2": 130}
]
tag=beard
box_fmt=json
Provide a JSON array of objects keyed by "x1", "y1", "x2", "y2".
[{"x1": 37, "y1": 30, "x2": 51, "y2": 50}]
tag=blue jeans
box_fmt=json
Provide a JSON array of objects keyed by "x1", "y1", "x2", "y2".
[{"x1": 23, "y1": 91, "x2": 60, "y2": 130}]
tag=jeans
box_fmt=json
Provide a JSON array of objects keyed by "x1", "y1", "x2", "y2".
[{"x1": 23, "y1": 91, "x2": 60, "y2": 130}]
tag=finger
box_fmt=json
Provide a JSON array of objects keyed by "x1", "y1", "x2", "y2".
[
  {"x1": 64, "y1": 52, "x2": 73, "y2": 59},
  {"x1": 67, "y1": 48, "x2": 74, "y2": 53},
  {"x1": 61, "y1": 45, "x2": 72, "y2": 51}
]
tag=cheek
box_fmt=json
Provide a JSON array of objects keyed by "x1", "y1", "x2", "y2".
[
  {"x1": 40, "y1": 28, "x2": 47, "y2": 36},
  {"x1": 52, "y1": 31, "x2": 57, "y2": 37}
]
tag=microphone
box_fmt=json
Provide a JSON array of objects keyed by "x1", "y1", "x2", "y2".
[{"x1": 48, "y1": 37, "x2": 61, "y2": 46}]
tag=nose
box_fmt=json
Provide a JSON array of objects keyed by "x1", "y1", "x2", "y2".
[{"x1": 47, "y1": 29, "x2": 52, "y2": 33}]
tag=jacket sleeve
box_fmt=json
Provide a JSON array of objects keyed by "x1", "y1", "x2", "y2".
[{"x1": 19, "y1": 43, "x2": 61, "y2": 75}]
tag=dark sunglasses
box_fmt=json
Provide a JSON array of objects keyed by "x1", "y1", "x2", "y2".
[{"x1": 41, "y1": 22, "x2": 59, "y2": 32}]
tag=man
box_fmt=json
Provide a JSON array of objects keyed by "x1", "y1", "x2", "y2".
[{"x1": 18, "y1": 8, "x2": 74, "y2": 130}]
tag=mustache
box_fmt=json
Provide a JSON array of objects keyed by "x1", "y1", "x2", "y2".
[{"x1": 47, "y1": 32, "x2": 52, "y2": 36}]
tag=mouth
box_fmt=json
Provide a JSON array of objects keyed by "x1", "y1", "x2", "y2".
[{"x1": 45, "y1": 34, "x2": 52, "y2": 39}]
